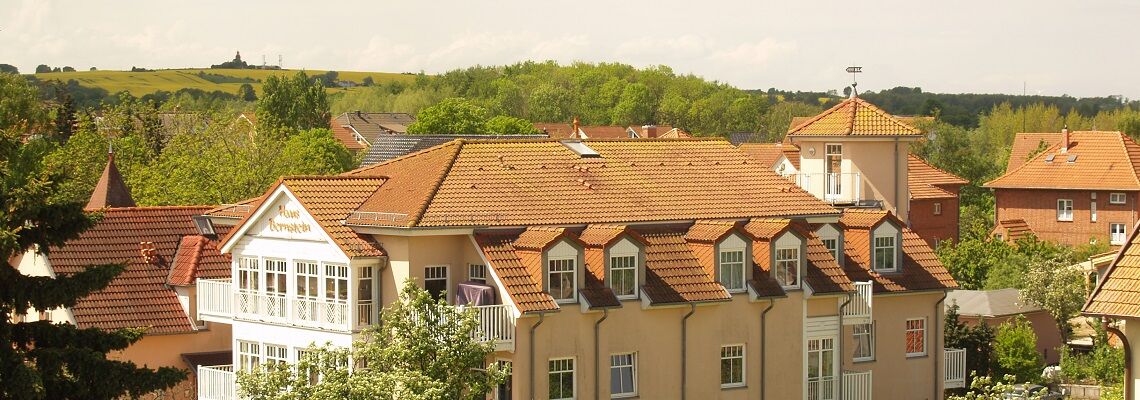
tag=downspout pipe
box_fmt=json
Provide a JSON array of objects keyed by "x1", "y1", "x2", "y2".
[
  {"x1": 1106, "y1": 322, "x2": 1131, "y2": 400},
  {"x1": 529, "y1": 313, "x2": 547, "y2": 400},
  {"x1": 934, "y1": 291, "x2": 948, "y2": 400},
  {"x1": 760, "y1": 299, "x2": 776, "y2": 400},
  {"x1": 838, "y1": 294, "x2": 853, "y2": 400},
  {"x1": 681, "y1": 302, "x2": 697, "y2": 400},
  {"x1": 594, "y1": 309, "x2": 610, "y2": 400},
  {"x1": 894, "y1": 137, "x2": 901, "y2": 218}
]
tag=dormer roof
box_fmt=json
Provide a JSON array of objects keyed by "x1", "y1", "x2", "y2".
[
  {"x1": 839, "y1": 209, "x2": 957, "y2": 293},
  {"x1": 787, "y1": 97, "x2": 923, "y2": 137}
]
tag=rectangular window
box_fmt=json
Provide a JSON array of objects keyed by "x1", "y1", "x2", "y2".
[
  {"x1": 297, "y1": 349, "x2": 320, "y2": 384},
  {"x1": 609, "y1": 254, "x2": 637, "y2": 299},
  {"x1": 295, "y1": 261, "x2": 319, "y2": 321},
  {"x1": 325, "y1": 264, "x2": 349, "y2": 303},
  {"x1": 852, "y1": 323, "x2": 874, "y2": 362},
  {"x1": 468, "y1": 264, "x2": 487, "y2": 284},
  {"x1": 238, "y1": 340, "x2": 260, "y2": 372},
  {"x1": 905, "y1": 318, "x2": 927, "y2": 357},
  {"x1": 425, "y1": 265, "x2": 449, "y2": 301},
  {"x1": 1112, "y1": 223, "x2": 1127, "y2": 245},
  {"x1": 548, "y1": 258, "x2": 577, "y2": 302},
  {"x1": 1057, "y1": 199, "x2": 1074, "y2": 221},
  {"x1": 548, "y1": 358, "x2": 575, "y2": 400},
  {"x1": 238, "y1": 257, "x2": 260, "y2": 292},
  {"x1": 1111, "y1": 192, "x2": 1127, "y2": 204},
  {"x1": 933, "y1": 202, "x2": 942, "y2": 216},
  {"x1": 610, "y1": 353, "x2": 637, "y2": 397},
  {"x1": 357, "y1": 266, "x2": 375, "y2": 325},
  {"x1": 719, "y1": 250, "x2": 746, "y2": 292},
  {"x1": 873, "y1": 236, "x2": 897, "y2": 272},
  {"x1": 807, "y1": 337, "x2": 836, "y2": 399},
  {"x1": 264, "y1": 344, "x2": 288, "y2": 366},
  {"x1": 1092, "y1": 201, "x2": 1098, "y2": 222},
  {"x1": 496, "y1": 360, "x2": 513, "y2": 400},
  {"x1": 775, "y1": 247, "x2": 800, "y2": 288},
  {"x1": 821, "y1": 238, "x2": 840, "y2": 262},
  {"x1": 263, "y1": 259, "x2": 287, "y2": 317},
  {"x1": 720, "y1": 344, "x2": 745, "y2": 388}
]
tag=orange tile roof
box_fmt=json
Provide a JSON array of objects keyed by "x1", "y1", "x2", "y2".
[
  {"x1": 787, "y1": 97, "x2": 923, "y2": 137},
  {"x1": 513, "y1": 226, "x2": 574, "y2": 251},
  {"x1": 1006, "y1": 133, "x2": 1062, "y2": 174},
  {"x1": 685, "y1": 220, "x2": 739, "y2": 243},
  {"x1": 167, "y1": 234, "x2": 231, "y2": 286},
  {"x1": 46, "y1": 206, "x2": 218, "y2": 334},
  {"x1": 737, "y1": 142, "x2": 801, "y2": 170},
  {"x1": 908, "y1": 154, "x2": 967, "y2": 200},
  {"x1": 474, "y1": 233, "x2": 560, "y2": 313},
  {"x1": 991, "y1": 219, "x2": 1036, "y2": 242},
  {"x1": 329, "y1": 118, "x2": 365, "y2": 151},
  {"x1": 204, "y1": 196, "x2": 263, "y2": 219},
  {"x1": 839, "y1": 209, "x2": 958, "y2": 293},
  {"x1": 347, "y1": 139, "x2": 838, "y2": 228},
  {"x1": 637, "y1": 228, "x2": 733, "y2": 305},
  {"x1": 985, "y1": 131, "x2": 1140, "y2": 190},
  {"x1": 1085, "y1": 224, "x2": 1140, "y2": 317},
  {"x1": 789, "y1": 115, "x2": 932, "y2": 134}
]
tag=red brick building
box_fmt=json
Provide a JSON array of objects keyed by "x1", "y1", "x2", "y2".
[
  {"x1": 908, "y1": 155, "x2": 968, "y2": 246},
  {"x1": 985, "y1": 130, "x2": 1140, "y2": 247}
]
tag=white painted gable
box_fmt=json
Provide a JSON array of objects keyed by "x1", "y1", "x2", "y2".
[
  {"x1": 248, "y1": 192, "x2": 326, "y2": 242},
  {"x1": 221, "y1": 185, "x2": 343, "y2": 261}
]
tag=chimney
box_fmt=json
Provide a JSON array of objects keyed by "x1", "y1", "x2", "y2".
[
  {"x1": 139, "y1": 242, "x2": 159, "y2": 265},
  {"x1": 355, "y1": 110, "x2": 362, "y2": 118},
  {"x1": 1062, "y1": 125, "x2": 1070, "y2": 153},
  {"x1": 572, "y1": 117, "x2": 581, "y2": 139},
  {"x1": 641, "y1": 125, "x2": 658, "y2": 138}
]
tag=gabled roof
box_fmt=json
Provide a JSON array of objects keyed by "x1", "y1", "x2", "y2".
[
  {"x1": 985, "y1": 131, "x2": 1140, "y2": 190},
  {"x1": 991, "y1": 219, "x2": 1036, "y2": 242},
  {"x1": 167, "y1": 235, "x2": 231, "y2": 286},
  {"x1": 737, "y1": 142, "x2": 801, "y2": 170},
  {"x1": 788, "y1": 115, "x2": 933, "y2": 134},
  {"x1": 948, "y1": 288, "x2": 1044, "y2": 317},
  {"x1": 787, "y1": 97, "x2": 923, "y2": 137},
  {"x1": 359, "y1": 134, "x2": 548, "y2": 167},
  {"x1": 328, "y1": 119, "x2": 365, "y2": 152},
  {"x1": 1006, "y1": 133, "x2": 1062, "y2": 173},
  {"x1": 345, "y1": 139, "x2": 838, "y2": 228},
  {"x1": 1085, "y1": 223, "x2": 1140, "y2": 318},
  {"x1": 839, "y1": 209, "x2": 958, "y2": 293},
  {"x1": 908, "y1": 154, "x2": 968, "y2": 200},
  {"x1": 85, "y1": 153, "x2": 136, "y2": 210},
  {"x1": 333, "y1": 112, "x2": 415, "y2": 140},
  {"x1": 46, "y1": 206, "x2": 222, "y2": 334}
]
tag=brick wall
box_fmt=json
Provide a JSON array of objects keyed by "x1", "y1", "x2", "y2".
[
  {"x1": 910, "y1": 196, "x2": 960, "y2": 247},
  {"x1": 994, "y1": 188, "x2": 1139, "y2": 247}
]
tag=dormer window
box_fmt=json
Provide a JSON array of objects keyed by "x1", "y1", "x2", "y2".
[
  {"x1": 872, "y1": 222, "x2": 899, "y2": 273},
  {"x1": 608, "y1": 237, "x2": 639, "y2": 300},
  {"x1": 718, "y1": 234, "x2": 748, "y2": 292},
  {"x1": 774, "y1": 232, "x2": 802, "y2": 288},
  {"x1": 816, "y1": 224, "x2": 843, "y2": 263},
  {"x1": 546, "y1": 240, "x2": 579, "y2": 303}
]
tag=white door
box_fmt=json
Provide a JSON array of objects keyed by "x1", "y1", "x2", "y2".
[{"x1": 807, "y1": 336, "x2": 837, "y2": 400}]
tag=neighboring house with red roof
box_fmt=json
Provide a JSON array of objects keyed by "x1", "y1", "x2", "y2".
[
  {"x1": 1083, "y1": 222, "x2": 1140, "y2": 397},
  {"x1": 948, "y1": 288, "x2": 1063, "y2": 365},
  {"x1": 985, "y1": 129, "x2": 1140, "y2": 247},
  {"x1": 907, "y1": 155, "x2": 969, "y2": 246},
  {"x1": 196, "y1": 138, "x2": 959, "y2": 400},
  {"x1": 11, "y1": 154, "x2": 232, "y2": 398}
]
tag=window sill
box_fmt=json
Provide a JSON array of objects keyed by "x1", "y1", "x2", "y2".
[
  {"x1": 906, "y1": 353, "x2": 929, "y2": 359},
  {"x1": 611, "y1": 393, "x2": 638, "y2": 399},
  {"x1": 720, "y1": 384, "x2": 747, "y2": 390},
  {"x1": 726, "y1": 289, "x2": 748, "y2": 294},
  {"x1": 853, "y1": 357, "x2": 875, "y2": 364}
]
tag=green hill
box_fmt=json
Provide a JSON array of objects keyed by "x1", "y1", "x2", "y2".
[{"x1": 30, "y1": 68, "x2": 416, "y2": 97}]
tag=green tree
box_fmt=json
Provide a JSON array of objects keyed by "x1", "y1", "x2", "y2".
[
  {"x1": 0, "y1": 72, "x2": 185, "y2": 400},
  {"x1": 945, "y1": 304, "x2": 995, "y2": 388},
  {"x1": 237, "y1": 83, "x2": 257, "y2": 102},
  {"x1": 610, "y1": 83, "x2": 654, "y2": 126},
  {"x1": 280, "y1": 128, "x2": 357, "y2": 175},
  {"x1": 0, "y1": 64, "x2": 17, "y2": 74},
  {"x1": 936, "y1": 236, "x2": 1014, "y2": 290},
  {"x1": 256, "y1": 71, "x2": 331, "y2": 135},
  {"x1": 237, "y1": 280, "x2": 507, "y2": 400},
  {"x1": 35, "y1": 64, "x2": 51, "y2": 74},
  {"x1": 407, "y1": 98, "x2": 489, "y2": 135},
  {"x1": 993, "y1": 316, "x2": 1043, "y2": 383},
  {"x1": 484, "y1": 115, "x2": 537, "y2": 135},
  {"x1": 361, "y1": 76, "x2": 375, "y2": 87},
  {"x1": 1020, "y1": 251, "x2": 1087, "y2": 342}
]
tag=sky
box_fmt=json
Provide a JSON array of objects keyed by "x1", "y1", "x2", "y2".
[{"x1": 3, "y1": 0, "x2": 1138, "y2": 99}]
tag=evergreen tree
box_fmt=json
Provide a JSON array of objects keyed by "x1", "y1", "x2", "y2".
[{"x1": 0, "y1": 73, "x2": 185, "y2": 400}]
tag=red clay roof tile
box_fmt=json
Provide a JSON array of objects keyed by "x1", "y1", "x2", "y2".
[{"x1": 986, "y1": 131, "x2": 1140, "y2": 190}]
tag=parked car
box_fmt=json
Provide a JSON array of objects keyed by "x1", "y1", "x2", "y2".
[{"x1": 1004, "y1": 384, "x2": 1064, "y2": 400}]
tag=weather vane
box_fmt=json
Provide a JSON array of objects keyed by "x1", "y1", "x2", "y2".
[{"x1": 846, "y1": 66, "x2": 862, "y2": 96}]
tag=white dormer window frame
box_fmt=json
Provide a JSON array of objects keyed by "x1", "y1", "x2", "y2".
[
  {"x1": 546, "y1": 240, "x2": 579, "y2": 304},
  {"x1": 607, "y1": 237, "x2": 640, "y2": 300},
  {"x1": 816, "y1": 224, "x2": 843, "y2": 265},
  {"x1": 717, "y1": 234, "x2": 748, "y2": 293},
  {"x1": 872, "y1": 222, "x2": 900, "y2": 273},
  {"x1": 773, "y1": 231, "x2": 802, "y2": 289}
]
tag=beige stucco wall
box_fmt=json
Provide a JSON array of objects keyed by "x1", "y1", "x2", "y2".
[
  {"x1": 959, "y1": 311, "x2": 1063, "y2": 365},
  {"x1": 374, "y1": 234, "x2": 501, "y2": 305},
  {"x1": 1124, "y1": 318, "x2": 1140, "y2": 400},
  {"x1": 111, "y1": 323, "x2": 233, "y2": 369},
  {"x1": 796, "y1": 139, "x2": 911, "y2": 218},
  {"x1": 842, "y1": 291, "x2": 944, "y2": 400}
]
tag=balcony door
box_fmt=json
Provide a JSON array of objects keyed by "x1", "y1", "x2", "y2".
[
  {"x1": 806, "y1": 335, "x2": 837, "y2": 400},
  {"x1": 825, "y1": 144, "x2": 842, "y2": 201}
]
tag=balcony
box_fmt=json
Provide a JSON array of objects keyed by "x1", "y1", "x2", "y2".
[
  {"x1": 197, "y1": 365, "x2": 236, "y2": 400},
  {"x1": 944, "y1": 347, "x2": 967, "y2": 389},
  {"x1": 842, "y1": 370, "x2": 872, "y2": 400},
  {"x1": 842, "y1": 281, "x2": 873, "y2": 325},
  {"x1": 789, "y1": 172, "x2": 871, "y2": 205},
  {"x1": 197, "y1": 279, "x2": 232, "y2": 323}
]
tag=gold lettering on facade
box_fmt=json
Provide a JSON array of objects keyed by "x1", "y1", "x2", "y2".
[{"x1": 268, "y1": 205, "x2": 311, "y2": 233}]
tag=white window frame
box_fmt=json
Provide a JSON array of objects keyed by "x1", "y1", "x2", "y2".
[
  {"x1": 237, "y1": 257, "x2": 260, "y2": 292},
  {"x1": 1057, "y1": 199, "x2": 1074, "y2": 221},
  {"x1": 905, "y1": 318, "x2": 927, "y2": 357},
  {"x1": 873, "y1": 235, "x2": 897, "y2": 273},
  {"x1": 548, "y1": 257, "x2": 578, "y2": 304},
  {"x1": 775, "y1": 246, "x2": 801, "y2": 289},
  {"x1": 610, "y1": 352, "x2": 638, "y2": 398},
  {"x1": 720, "y1": 344, "x2": 746, "y2": 388},
  {"x1": 609, "y1": 253, "x2": 638, "y2": 300},
  {"x1": 852, "y1": 323, "x2": 875, "y2": 362},
  {"x1": 238, "y1": 340, "x2": 260, "y2": 372},
  {"x1": 933, "y1": 202, "x2": 942, "y2": 216},
  {"x1": 264, "y1": 343, "x2": 288, "y2": 366},
  {"x1": 357, "y1": 266, "x2": 375, "y2": 325},
  {"x1": 1092, "y1": 201, "x2": 1098, "y2": 222},
  {"x1": 821, "y1": 238, "x2": 840, "y2": 261},
  {"x1": 549, "y1": 357, "x2": 576, "y2": 400},
  {"x1": 468, "y1": 264, "x2": 487, "y2": 284},
  {"x1": 1111, "y1": 192, "x2": 1127, "y2": 205},
  {"x1": 719, "y1": 249, "x2": 747, "y2": 292},
  {"x1": 1111, "y1": 223, "x2": 1127, "y2": 245},
  {"x1": 425, "y1": 265, "x2": 450, "y2": 301},
  {"x1": 325, "y1": 264, "x2": 350, "y2": 303}
]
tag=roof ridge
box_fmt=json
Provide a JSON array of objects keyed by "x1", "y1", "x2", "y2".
[
  {"x1": 846, "y1": 98, "x2": 858, "y2": 134},
  {"x1": 1115, "y1": 132, "x2": 1140, "y2": 188},
  {"x1": 407, "y1": 139, "x2": 465, "y2": 227},
  {"x1": 908, "y1": 154, "x2": 969, "y2": 185},
  {"x1": 100, "y1": 205, "x2": 215, "y2": 211},
  {"x1": 346, "y1": 140, "x2": 461, "y2": 176}
]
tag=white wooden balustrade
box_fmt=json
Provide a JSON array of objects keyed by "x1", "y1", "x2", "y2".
[
  {"x1": 842, "y1": 281, "x2": 873, "y2": 325},
  {"x1": 467, "y1": 304, "x2": 517, "y2": 352},
  {"x1": 944, "y1": 347, "x2": 967, "y2": 389},
  {"x1": 842, "y1": 370, "x2": 873, "y2": 400},
  {"x1": 196, "y1": 278, "x2": 232, "y2": 323},
  {"x1": 793, "y1": 172, "x2": 865, "y2": 204},
  {"x1": 197, "y1": 365, "x2": 236, "y2": 400}
]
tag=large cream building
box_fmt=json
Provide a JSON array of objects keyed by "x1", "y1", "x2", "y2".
[{"x1": 195, "y1": 134, "x2": 963, "y2": 399}]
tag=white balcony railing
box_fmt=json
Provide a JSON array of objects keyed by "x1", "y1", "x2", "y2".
[
  {"x1": 843, "y1": 281, "x2": 873, "y2": 324},
  {"x1": 197, "y1": 279, "x2": 232, "y2": 323},
  {"x1": 842, "y1": 370, "x2": 873, "y2": 400},
  {"x1": 288, "y1": 297, "x2": 349, "y2": 330},
  {"x1": 467, "y1": 304, "x2": 517, "y2": 351},
  {"x1": 807, "y1": 378, "x2": 836, "y2": 400},
  {"x1": 944, "y1": 348, "x2": 967, "y2": 389},
  {"x1": 792, "y1": 172, "x2": 864, "y2": 204},
  {"x1": 197, "y1": 365, "x2": 236, "y2": 400}
]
